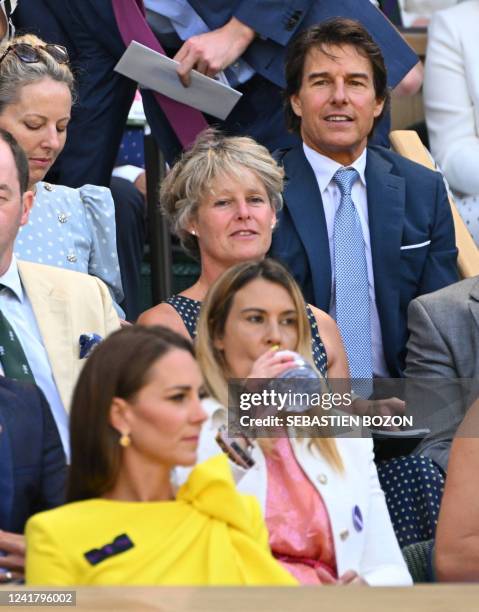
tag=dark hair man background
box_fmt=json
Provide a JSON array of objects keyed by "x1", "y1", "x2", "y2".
[{"x1": 270, "y1": 18, "x2": 458, "y2": 380}]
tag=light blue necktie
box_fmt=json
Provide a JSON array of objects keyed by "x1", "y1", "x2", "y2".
[{"x1": 332, "y1": 168, "x2": 373, "y2": 392}]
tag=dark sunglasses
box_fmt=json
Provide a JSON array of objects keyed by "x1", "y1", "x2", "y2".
[{"x1": 0, "y1": 43, "x2": 69, "y2": 66}]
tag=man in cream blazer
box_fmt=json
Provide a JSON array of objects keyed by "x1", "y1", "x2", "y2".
[
  {"x1": 17, "y1": 260, "x2": 120, "y2": 413},
  {"x1": 0, "y1": 129, "x2": 120, "y2": 454}
]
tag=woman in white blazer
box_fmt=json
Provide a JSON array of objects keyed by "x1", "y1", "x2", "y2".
[
  {"x1": 184, "y1": 259, "x2": 411, "y2": 586},
  {"x1": 424, "y1": 1, "x2": 479, "y2": 243},
  {"x1": 397, "y1": 0, "x2": 459, "y2": 27}
]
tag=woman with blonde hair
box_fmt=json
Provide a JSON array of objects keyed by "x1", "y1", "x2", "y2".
[
  {"x1": 0, "y1": 33, "x2": 123, "y2": 310},
  {"x1": 139, "y1": 129, "x2": 348, "y2": 380},
  {"x1": 188, "y1": 259, "x2": 411, "y2": 586}
]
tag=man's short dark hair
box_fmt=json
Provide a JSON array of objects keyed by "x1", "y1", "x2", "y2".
[
  {"x1": 284, "y1": 17, "x2": 390, "y2": 136},
  {"x1": 0, "y1": 127, "x2": 29, "y2": 195}
]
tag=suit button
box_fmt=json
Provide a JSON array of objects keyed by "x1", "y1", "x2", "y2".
[
  {"x1": 340, "y1": 529, "x2": 349, "y2": 541},
  {"x1": 67, "y1": 253, "x2": 77, "y2": 263},
  {"x1": 285, "y1": 15, "x2": 299, "y2": 30},
  {"x1": 317, "y1": 473, "x2": 328, "y2": 485},
  {"x1": 58, "y1": 213, "x2": 68, "y2": 224}
]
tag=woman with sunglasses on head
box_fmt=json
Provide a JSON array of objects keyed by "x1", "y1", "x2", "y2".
[
  {"x1": 187, "y1": 259, "x2": 411, "y2": 586},
  {"x1": 25, "y1": 325, "x2": 296, "y2": 586},
  {"x1": 139, "y1": 129, "x2": 349, "y2": 380},
  {"x1": 0, "y1": 34, "x2": 124, "y2": 314}
]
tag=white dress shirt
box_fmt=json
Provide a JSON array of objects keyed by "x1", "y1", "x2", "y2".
[
  {"x1": 303, "y1": 143, "x2": 389, "y2": 377},
  {"x1": 0, "y1": 257, "x2": 69, "y2": 457}
]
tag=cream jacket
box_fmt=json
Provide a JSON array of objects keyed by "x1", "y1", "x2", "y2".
[
  {"x1": 18, "y1": 260, "x2": 120, "y2": 411},
  {"x1": 425, "y1": 1, "x2": 479, "y2": 196}
]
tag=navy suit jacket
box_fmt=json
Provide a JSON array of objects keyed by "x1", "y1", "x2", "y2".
[
  {"x1": 270, "y1": 145, "x2": 459, "y2": 377},
  {"x1": 0, "y1": 378, "x2": 66, "y2": 534}
]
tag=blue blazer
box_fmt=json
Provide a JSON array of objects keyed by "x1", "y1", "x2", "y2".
[
  {"x1": 270, "y1": 145, "x2": 459, "y2": 377},
  {"x1": 0, "y1": 378, "x2": 66, "y2": 534}
]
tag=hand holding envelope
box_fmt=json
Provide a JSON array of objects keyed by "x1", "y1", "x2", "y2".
[
  {"x1": 173, "y1": 16, "x2": 255, "y2": 87},
  {"x1": 114, "y1": 41, "x2": 243, "y2": 120}
]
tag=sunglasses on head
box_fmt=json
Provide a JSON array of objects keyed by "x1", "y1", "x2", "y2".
[{"x1": 0, "y1": 43, "x2": 69, "y2": 66}]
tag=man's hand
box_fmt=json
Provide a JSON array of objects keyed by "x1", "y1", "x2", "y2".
[
  {"x1": 174, "y1": 17, "x2": 255, "y2": 86},
  {"x1": 133, "y1": 171, "x2": 147, "y2": 199},
  {"x1": 337, "y1": 570, "x2": 368, "y2": 586},
  {"x1": 0, "y1": 531, "x2": 25, "y2": 582},
  {"x1": 353, "y1": 396, "x2": 406, "y2": 430}
]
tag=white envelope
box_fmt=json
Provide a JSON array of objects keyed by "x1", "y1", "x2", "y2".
[{"x1": 114, "y1": 41, "x2": 243, "y2": 120}]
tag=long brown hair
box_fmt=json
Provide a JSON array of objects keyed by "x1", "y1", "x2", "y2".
[
  {"x1": 196, "y1": 259, "x2": 343, "y2": 470},
  {"x1": 67, "y1": 326, "x2": 194, "y2": 502}
]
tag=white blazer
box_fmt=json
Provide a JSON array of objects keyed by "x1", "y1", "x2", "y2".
[
  {"x1": 177, "y1": 398, "x2": 412, "y2": 586},
  {"x1": 398, "y1": 0, "x2": 459, "y2": 27},
  {"x1": 424, "y1": 1, "x2": 479, "y2": 196}
]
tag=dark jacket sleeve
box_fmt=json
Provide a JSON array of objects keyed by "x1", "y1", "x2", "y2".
[{"x1": 36, "y1": 389, "x2": 67, "y2": 514}]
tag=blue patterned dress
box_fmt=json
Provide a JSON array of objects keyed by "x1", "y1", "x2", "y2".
[{"x1": 14, "y1": 182, "x2": 124, "y2": 310}]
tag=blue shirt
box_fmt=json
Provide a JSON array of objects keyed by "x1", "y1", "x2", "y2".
[
  {"x1": 144, "y1": 0, "x2": 254, "y2": 86},
  {"x1": 0, "y1": 258, "x2": 69, "y2": 458}
]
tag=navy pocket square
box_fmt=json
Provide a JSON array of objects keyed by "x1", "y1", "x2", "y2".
[{"x1": 79, "y1": 333, "x2": 103, "y2": 359}]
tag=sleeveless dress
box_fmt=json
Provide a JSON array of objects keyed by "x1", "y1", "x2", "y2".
[{"x1": 165, "y1": 295, "x2": 328, "y2": 377}]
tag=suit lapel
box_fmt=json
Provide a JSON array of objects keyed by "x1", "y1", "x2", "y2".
[
  {"x1": 17, "y1": 262, "x2": 75, "y2": 412},
  {"x1": 365, "y1": 149, "x2": 405, "y2": 373},
  {"x1": 468, "y1": 278, "x2": 479, "y2": 337},
  {"x1": 283, "y1": 146, "x2": 332, "y2": 311}
]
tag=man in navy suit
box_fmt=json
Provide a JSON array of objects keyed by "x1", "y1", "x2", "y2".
[
  {"x1": 0, "y1": 376, "x2": 66, "y2": 582},
  {"x1": 270, "y1": 18, "x2": 458, "y2": 379},
  {"x1": 14, "y1": 0, "x2": 419, "y2": 186}
]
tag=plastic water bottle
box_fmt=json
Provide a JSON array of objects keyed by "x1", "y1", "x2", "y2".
[
  {"x1": 277, "y1": 350, "x2": 318, "y2": 380},
  {"x1": 275, "y1": 350, "x2": 322, "y2": 413}
]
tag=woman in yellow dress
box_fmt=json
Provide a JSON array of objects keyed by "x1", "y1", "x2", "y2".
[{"x1": 25, "y1": 325, "x2": 296, "y2": 586}]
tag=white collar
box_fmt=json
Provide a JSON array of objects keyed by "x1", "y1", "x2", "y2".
[
  {"x1": 0, "y1": 256, "x2": 24, "y2": 302},
  {"x1": 302, "y1": 143, "x2": 367, "y2": 193}
]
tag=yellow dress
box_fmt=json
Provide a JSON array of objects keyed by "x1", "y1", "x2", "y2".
[{"x1": 26, "y1": 455, "x2": 297, "y2": 586}]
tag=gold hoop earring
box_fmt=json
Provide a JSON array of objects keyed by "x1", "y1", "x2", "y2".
[{"x1": 119, "y1": 433, "x2": 131, "y2": 448}]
